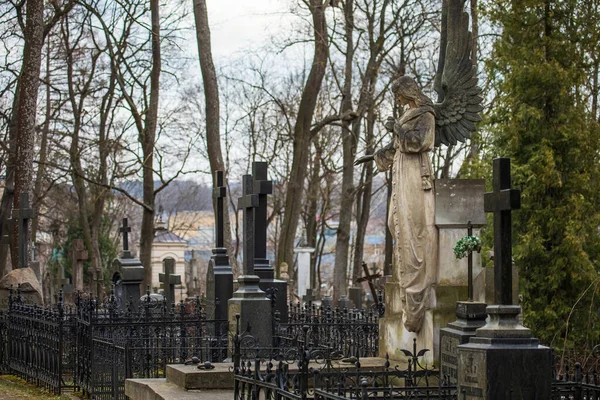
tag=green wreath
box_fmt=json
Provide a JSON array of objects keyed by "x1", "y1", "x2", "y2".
[{"x1": 453, "y1": 236, "x2": 482, "y2": 260}]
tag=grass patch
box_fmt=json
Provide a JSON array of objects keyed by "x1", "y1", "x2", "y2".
[{"x1": 0, "y1": 375, "x2": 76, "y2": 399}]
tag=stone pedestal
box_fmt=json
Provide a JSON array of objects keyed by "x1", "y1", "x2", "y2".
[
  {"x1": 255, "y1": 265, "x2": 288, "y2": 324},
  {"x1": 228, "y1": 275, "x2": 272, "y2": 348},
  {"x1": 378, "y1": 179, "x2": 486, "y2": 363},
  {"x1": 206, "y1": 247, "x2": 233, "y2": 322},
  {"x1": 457, "y1": 305, "x2": 551, "y2": 399},
  {"x1": 348, "y1": 287, "x2": 362, "y2": 309},
  {"x1": 439, "y1": 301, "x2": 487, "y2": 384},
  {"x1": 337, "y1": 295, "x2": 351, "y2": 310},
  {"x1": 293, "y1": 247, "x2": 314, "y2": 299},
  {"x1": 112, "y1": 256, "x2": 144, "y2": 310}
]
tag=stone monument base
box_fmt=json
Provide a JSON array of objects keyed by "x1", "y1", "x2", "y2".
[
  {"x1": 228, "y1": 275, "x2": 272, "y2": 348},
  {"x1": 379, "y1": 281, "x2": 468, "y2": 364},
  {"x1": 457, "y1": 305, "x2": 551, "y2": 399}
]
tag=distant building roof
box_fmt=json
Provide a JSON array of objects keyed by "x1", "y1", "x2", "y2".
[{"x1": 153, "y1": 220, "x2": 187, "y2": 243}]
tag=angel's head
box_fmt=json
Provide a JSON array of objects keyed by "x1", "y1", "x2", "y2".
[{"x1": 391, "y1": 77, "x2": 433, "y2": 108}]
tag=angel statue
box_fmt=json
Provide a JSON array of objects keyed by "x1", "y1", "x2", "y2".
[{"x1": 355, "y1": 0, "x2": 483, "y2": 333}]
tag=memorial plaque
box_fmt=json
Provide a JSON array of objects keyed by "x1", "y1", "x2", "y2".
[{"x1": 440, "y1": 335, "x2": 460, "y2": 382}]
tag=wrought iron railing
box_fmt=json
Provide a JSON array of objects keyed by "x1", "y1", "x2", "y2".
[{"x1": 275, "y1": 302, "x2": 380, "y2": 358}]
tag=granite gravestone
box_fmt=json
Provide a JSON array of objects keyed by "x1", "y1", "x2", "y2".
[
  {"x1": 206, "y1": 170, "x2": 233, "y2": 322},
  {"x1": 112, "y1": 218, "x2": 144, "y2": 310},
  {"x1": 228, "y1": 175, "x2": 272, "y2": 347},
  {"x1": 457, "y1": 158, "x2": 551, "y2": 400},
  {"x1": 252, "y1": 162, "x2": 288, "y2": 322}
]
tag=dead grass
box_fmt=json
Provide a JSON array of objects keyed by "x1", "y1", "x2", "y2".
[{"x1": 0, "y1": 375, "x2": 78, "y2": 400}]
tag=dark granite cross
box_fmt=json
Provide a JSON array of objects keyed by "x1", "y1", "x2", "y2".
[
  {"x1": 119, "y1": 218, "x2": 132, "y2": 258},
  {"x1": 159, "y1": 258, "x2": 181, "y2": 304},
  {"x1": 303, "y1": 288, "x2": 315, "y2": 303},
  {"x1": 213, "y1": 171, "x2": 227, "y2": 249},
  {"x1": 15, "y1": 193, "x2": 35, "y2": 269},
  {"x1": 484, "y1": 158, "x2": 521, "y2": 305},
  {"x1": 238, "y1": 174, "x2": 259, "y2": 276},
  {"x1": 252, "y1": 162, "x2": 272, "y2": 269},
  {"x1": 356, "y1": 261, "x2": 381, "y2": 305}
]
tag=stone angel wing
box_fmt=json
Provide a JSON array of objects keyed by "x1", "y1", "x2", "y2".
[{"x1": 433, "y1": 0, "x2": 483, "y2": 147}]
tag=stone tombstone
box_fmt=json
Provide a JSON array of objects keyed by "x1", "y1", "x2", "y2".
[
  {"x1": 348, "y1": 287, "x2": 362, "y2": 309},
  {"x1": 439, "y1": 302, "x2": 487, "y2": 384},
  {"x1": 252, "y1": 162, "x2": 288, "y2": 322},
  {"x1": 71, "y1": 238, "x2": 88, "y2": 293},
  {"x1": 159, "y1": 257, "x2": 181, "y2": 305},
  {"x1": 293, "y1": 247, "x2": 314, "y2": 299},
  {"x1": 457, "y1": 158, "x2": 551, "y2": 400},
  {"x1": 0, "y1": 268, "x2": 43, "y2": 308},
  {"x1": 207, "y1": 170, "x2": 233, "y2": 323},
  {"x1": 112, "y1": 218, "x2": 144, "y2": 310},
  {"x1": 379, "y1": 179, "x2": 487, "y2": 363},
  {"x1": 228, "y1": 174, "x2": 272, "y2": 348}
]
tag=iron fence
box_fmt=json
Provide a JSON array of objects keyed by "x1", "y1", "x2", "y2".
[{"x1": 276, "y1": 302, "x2": 380, "y2": 358}]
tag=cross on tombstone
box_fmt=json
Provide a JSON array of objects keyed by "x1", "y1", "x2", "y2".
[
  {"x1": 13, "y1": 193, "x2": 35, "y2": 269},
  {"x1": 159, "y1": 258, "x2": 181, "y2": 304},
  {"x1": 303, "y1": 288, "x2": 315, "y2": 303},
  {"x1": 252, "y1": 162, "x2": 273, "y2": 269},
  {"x1": 59, "y1": 263, "x2": 70, "y2": 290},
  {"x1": 213, "y1": 171, "x2": 227, "y2": 249},
  {"x1": 484, "y1": 158, "x2": 521, "y2": 305},
  {"x1": 238, "y1": 174, "x2": 259, "y2": 276},
  {"x1": 119, "y1": 218, "x2": 132, "y2": 258},
  {"x1": 356, "y1": 261, "x2": 381, "y2": 305}
]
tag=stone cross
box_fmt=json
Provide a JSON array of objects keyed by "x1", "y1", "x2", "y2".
[
  {"x1": 213, "y1": 171, "x2": 227, "y2": 249},
  {"x1": 238, "y1": 174, "x2": 259, "y2": 276},
  {"x1": 15, "y1": 193, "x2": 35, "y2": 269},
  {"x1": 484, "y1": 158, "x2": 521, "y2": 305},
  {"x1": 356, "y1": 261, "x2": 381, "y2": 305},
  {"x1": 71, "y1": 239, "x2": 88, "y2": 292},
  {"x1": 303, "y1": 288, "x2": 315, "y2": 303},
  {"x1": 252, "y1": 162, "x2": 273, "y2": 270},
  {"x1": 159, "y1": 258, "x2": 181, "y2": 304},
  {"x1": 119, "y1": 218, "x2": 132, "y2": 258}
]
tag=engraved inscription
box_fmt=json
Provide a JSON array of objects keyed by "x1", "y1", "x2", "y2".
[
  {"x1": 458, "y1": 350, "x2": 486, "y2": 400},
  {"x1": 440, "y1": 335, "x2": 460, "y2": 383}
]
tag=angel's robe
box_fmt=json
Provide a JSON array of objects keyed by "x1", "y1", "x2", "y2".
[{"x1": 374, "y1": 105, "x2": 438, "y2": 332}]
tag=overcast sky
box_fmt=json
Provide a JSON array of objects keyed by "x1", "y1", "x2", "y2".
[{"x1": 202, "y1": 0, "x2": 294, "y2": 60}]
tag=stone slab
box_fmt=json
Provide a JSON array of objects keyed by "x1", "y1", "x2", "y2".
[
  {"x1": 125, "y1": 378, "x2": 234, "y2": 400},
  {"x1": 435, "y1": 179, "x2": 486, "y2": 228},
  {"x1": 438, "y1": 228, "x2": 483, "y2": 287},
  {"x1": 166, "y1": 364, "x2": 233, "y2": 390}
]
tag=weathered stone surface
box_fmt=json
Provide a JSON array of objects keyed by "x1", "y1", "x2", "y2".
[
  {"x1": 228, "y1": 275, "x2": 272, "y2": 348},
  {"x1": 166, "y1": 364, "x2": 233, "y2": 390},
  {"x1": 0, "y1": 267, "x2": 43, "y2": 308},
  {"x1": 435, "y1": 179, "x2": 486, "y2": 228},
  {"x1": 125, "y1": 378, "x2": 234, "y2": 400}
]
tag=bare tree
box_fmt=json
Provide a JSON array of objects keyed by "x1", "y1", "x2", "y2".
[
  {"x1": 276, "y1": 0, "x2": 330, "y2": 276},
  {"x1": 192, "y1": 0, "x2": 238, "y2": 274}
]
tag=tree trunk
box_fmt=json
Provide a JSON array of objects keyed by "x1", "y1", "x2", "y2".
[
  {"x1": 139, "y1": 0, "x2": 161, "y2": 289},
  {"x1": 11, "y1": 0, "x2": 45, "y2": 268},
  {"x1": 305, "y1": 144, "x2": 321, "y2": 290},
  {"x1": 276, "y1": 0, "x2": 329, "y2": 277},
  {"x1": 193, "y1": 0, "x2": 237, "y2": 274},
  {"x1": 332, "y1": 0, "x2": 355, "y2": 300},
  {"x1": 352, "y1": 106, "x2": 375, "y2": 283}
]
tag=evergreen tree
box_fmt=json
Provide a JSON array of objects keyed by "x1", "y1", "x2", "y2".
[{"x1": 485, "y1": 0, "x2": 600, "y2": 347}]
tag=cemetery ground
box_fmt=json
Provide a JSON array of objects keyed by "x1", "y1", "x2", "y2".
[{"x1": 0, "y1": 375, "x2": 76, "y2": 400}]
